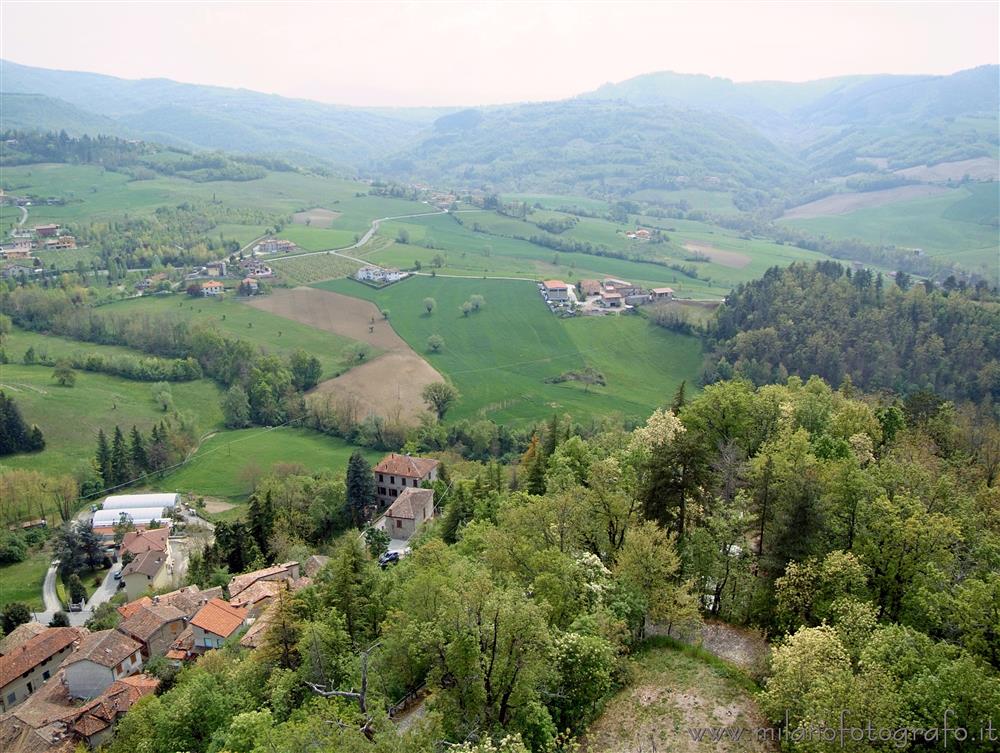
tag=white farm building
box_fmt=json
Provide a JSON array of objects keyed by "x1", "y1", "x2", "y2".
[
  {"x1": 92, "y1": 507, "x2": 170, "y2": 529},
  {"x1": 102, "y1": 493, "x2": 179, "y2": 511}
]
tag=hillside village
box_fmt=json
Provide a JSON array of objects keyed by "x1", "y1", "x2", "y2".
[{"x1": 0, "y1": 450, "x2": 442, "y2": 753}]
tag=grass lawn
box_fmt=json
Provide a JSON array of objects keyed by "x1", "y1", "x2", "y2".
[
  {"x1": 100, "y1": 292, "x2": 363, "y2": 379},
  {"x1": 315, "y1": 276, "x2": 702, "y2": 425},
  {"x1": 160, "y1": 427, "x2": 381, "y2": 505},
  {"x1": 0, "y1": 363, "x2": 224, "y2": 478},
  {"x1": 581, "y1": 636, "x2": 767, "y2": 753},
  {"x1": 0, "y1": 546, "x2": 50, "y2": 612}
]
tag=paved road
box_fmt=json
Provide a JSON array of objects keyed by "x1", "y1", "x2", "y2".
[{"x1": 36, "y1": 560, "x2": 91, "y2": 627}]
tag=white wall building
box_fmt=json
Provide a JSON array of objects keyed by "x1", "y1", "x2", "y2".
[{"x1": 102, "y1": 493, "x2": 179, "y2": 511}]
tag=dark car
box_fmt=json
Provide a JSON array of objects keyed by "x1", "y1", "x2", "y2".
[
  {"x1": 113, "y1": 570, "x2": 123, "y2": 580},
  {"x1": 378, "y1": 551, "x2": 400, "y2": 569}
]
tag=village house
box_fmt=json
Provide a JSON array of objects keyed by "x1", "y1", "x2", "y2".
[
  {"x1": 134, "y1": 272, "x2": 169, "y2": 293},
  {"x1": 200, "y1": 280, "x2": 224, "y2": 297},
  {"x1": 0, "y1": 670, "x2": 158, "y2": 753},
  {"x1": 227, "y1": 562, "x2": 301, "y2": 599},
  {"x1": 382, "y1": 487, "x2": 435, "y2": 540},
  {"x1": 603, "y1": 278, "x2": 645, "y2": 297},
  {"x1": 302, "y1": 554, "x2": 330, "y2": 578},
  {"x1": 32, "y1": 224, "x2": 60, "y2": 238},
  {"x1": 61, "y1": 631, "x2": 143, "y2": 700},
  {"x1": 257, "y1": 238, "x2": 296, "y2": 254},
  {"x1": 120, "y1": 528, "x2": 169, "y2": 560},
  {"x1": 578, "y1": 279, "x2": 602, "y2": 297},
  {"x1": 1, "y1": 238, "x2": 33, "y2": 253},
  {"x1": 228, "y1": 580, "x2": 283, "y2": 616},
  {"x1": 0, "y1": 628, "x2": 83, "y2": 712},
  {"x1": 238, "y1": 257, "x2": 273, "y2": 277},
  {"x1": 205, "y1": 261, "x2": 227, "y2": 277},
  {"x1": 120, "y1": 550, "x2": 172, "y2": 601},
  {"x1": 0, "y1": 249, "x2": 33, "y2": 260},
  {"x1": 115, "y1": 604, "x2": 186, "y2": 660},
  {"x1": 541, "y1": 280, "x2": 570, "y2": 302},
  {"x1": 624, "y1": 292, "x2": 650, "y2": 306},
  {"x1": 0, "y1": 623, "x2": 48, "y2": 656},
  {"x1": 240, "y1": 277, "x2": 259, "y2": 294},
  {"x1": 599, "y1": 291, "x2": 623, "y2": 308},
  {"x1": 373, "y1": 453, "x2": 440, "y2": 507},
  {"x1": 0, "y1": 263, "x2": 38, "y2": 280},
  {"x1": 650, "y1": 287, "x2": 675, "y2": 301},
  {"x1": 117, "y1": 585, "x2": 223, "y2": 623},
  {"x1": 189, "y1": 599, "x2": 247, "y2": 652},
  {"x1": 42, "y1": 236, "x2": 76, "y2": 250}
]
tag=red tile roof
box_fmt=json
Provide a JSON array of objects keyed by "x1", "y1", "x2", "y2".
[
  {"x1": 117, "y1": 605, "x2": 186, "y2": 643},
  {"x1": 121, "y1": 550, "x2": 167, "y2": 579},
  {"x1": 0, "y1": 628, "x2": 82, "y2": 688},
  {"x1": 116, "y1": 597, "x2": 153, "y2": 621},
  {"x1": 542, "y1": 280, "x2": 568, "y2": 290},
  {"x1": 385, "y1": 487, "x2": 434, "y2": 520},
  {"x1": 62, "y1": 630, "x2": 141, "y2": 670},
  {"x1": 190, "y1": 599, "x2": 246, "y2": 639},
  {"x1": 373, "y1": 453, "x2": 439, "y2": 479},
  {"x1": 120, "y1": 528, "x2": 168, "y2": 556},
  {"x1": 0, "y1": 622, "x2": 48, "y2": 656},
  {"x1": 227, "y1": 562, "x2": 297, "y2": 597},
  {"x1": 228, "y1": 580, "x2": 282, "y2": 609}
]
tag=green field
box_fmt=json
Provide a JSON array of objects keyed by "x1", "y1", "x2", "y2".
[
  {"x1": 0, "y1": 362, "x2": 224, "y2": 476},
  {"x1": 159, "y1": 427, "x2": 380, "y2": 504},
  {"x1": 315, "y1": 276, "x2": 702, "y2": 424},
  {"x1": 0, "y1": 546, "x2": 50, "y2": 611},
  {"x1": 100, "y1": 293, "x2": 367, "y2": 379},
  {"x1": 781, "y1": 182, "x2": 1000, "y2": 282}
]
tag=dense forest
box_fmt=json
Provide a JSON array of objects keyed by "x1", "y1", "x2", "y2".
[
  {"x1": 95, "y1": 376, "x2": 1000, "y2": 753},
  {"x1": 698, "y1": 261, "x2": 1000, "y2": 402}
]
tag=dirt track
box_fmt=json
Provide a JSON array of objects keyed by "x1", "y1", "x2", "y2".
[
  {"x1": 246, "y1": 287, "x2": 442, "y2": 422},
  {"x1": 895, "y1": 157, "x2": 999, "y2": 183}
]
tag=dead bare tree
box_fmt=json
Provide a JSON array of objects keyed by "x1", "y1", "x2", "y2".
[{"x1": 306, "y1": 642, "x2": 381, "y2": 740}]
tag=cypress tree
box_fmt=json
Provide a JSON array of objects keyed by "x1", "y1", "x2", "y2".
[
  {"x1": 247, "y1": 489, "x2": 275, "y2": 561},
  {"x1": 345, "y1": 451, "x2": 376, "y2": 528},
  {"x1": 95, "y1": 429, "x2": 111, "y2": 486},
  {"x1": 109, "y1": 426, "x2": 131, "y2": 486},
  {"x1": 671, "y1": 380, "x2": 687, "y2": 414},
  {"x1": 129, "y1": 426, "x2": 148, "y2": 476}
]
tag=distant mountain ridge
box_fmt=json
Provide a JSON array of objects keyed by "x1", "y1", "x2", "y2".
[{"x1": 2, "y1": 59, "x2": 997, "y2": 196}]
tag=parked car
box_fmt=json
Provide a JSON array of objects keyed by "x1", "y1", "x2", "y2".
[
  {"x1": 113, "y1": 570, "x2": 123, "y2": 580},
  {"x1": 68, "y1": 602, "x2": 83, "y2": 612},
  {"x1": 378, "y1": 551, "x2": 400, "y2": 569}
]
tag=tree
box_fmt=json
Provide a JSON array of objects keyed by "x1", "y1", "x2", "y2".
[
  {"x1": 52, "y1": 361, "x2": 76, "y2": 387},
  {"x1": 247, "y1": 490, "x2": 275, "y2": 560},
  {"x1": 469, "y1": 294, "x2": 485, "y2": 311},
  {"x1": 49, "y1": 611, "x2": 70, "y2": 627},
  {"x1": 151, "y1": 382, "x2": 173, "y2": 412},
  {"x1": 426, "y1": 334, "x2": 444, "y2": 353},
  {"x1": 1, "y1": 602, "x2": 31, "y2": 633},
  {"x1": 461, "y1": 300, "x2": 473, "y2": 317},
  {"x1": 68, "y1": 573, "x2": 87, "y2": 605},
  {"x1": 423, "y1": 297, "x2": 436, "y2": 314},
  {"x1": 0, "y1": 391, "x2": 44, "y2": 456},
  {"x1": 109, "y1": 426, "x2": 131, "y2": 486},
  {"x1": 289, "y1": 349, "x2": 322, "y2": 391},
  {"x1": 22, "y1": 346, "x2": 35, "y2": 365},
  {"x1": 396, "y1": 228, "x2": 409, "y2": 244},
  {"x1": 422, "y1": 381, "x2": 459, "y2": 420},
  {"x1": 345, "y1": 452, "x2": 376, "y2": 528},
  {"x1": 129, "y1": 426, "x2": 148, "y2": 476},
  {"x1": 670, "y1": 380, "x2": 687, "y2": 413},
  {"x1": 363, "y1": 526, "x2": 390, "y2": 557},
  {"x1": 222, "y1": 385, "x2": 252, "y2": 428}
]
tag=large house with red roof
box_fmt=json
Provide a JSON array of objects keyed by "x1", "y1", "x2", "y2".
[
  {"x1": 373, "y1": 453, "x2": 440, "y2": 507},
  {"x1": 190, "y1": 599, "x2": 247, "y2": 652},
  {"x1": 0, "y1": 628, "x2": 84, "y2": 712}
]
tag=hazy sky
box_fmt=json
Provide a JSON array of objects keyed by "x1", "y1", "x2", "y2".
[{"x1": 2, "y1": 1, "x2": 997, "y2": 107}]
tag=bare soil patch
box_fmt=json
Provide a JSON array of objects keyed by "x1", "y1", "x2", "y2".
[
  {"x1": 246, "y1": 287, "x2": 406, "y2": 350},
  {"x1": 683, "y1": 242, "x2": 752, "y2": 269},
  {"x1": 309, "y1": 351, "x2": 441, "y2": 423},
  {"x1": 894, "y1": 157, "x2": 999, "y2": 183},
  {"x1": 650, "y1": 619, "x2": 771, "y2": 677},
  {"x1": 783, "y1": 184, "x2": 953, "y2": 219},
  {"x1": 201, "y1": 498, "x2": 235, "y2": 514},
  {"x1": 292, "y1": 207, "x2": 341, "y2": 228},
  {"x1": 248, "y1": 287, "x2": 442, "y2": 422}
]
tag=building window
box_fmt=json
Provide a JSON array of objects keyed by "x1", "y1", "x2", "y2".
[
  {"x1": 378, "y1": 487, "x2": 386, "y2": 496},
  {"x1": 390, "y1": 476, "x2": 395, "y2": 484},
  {"x1": 42, "y1": 670, "x2": 50, "y2": 681},
  {"x1": 390, "y1": 488, "x2": 397, "y2": 497},
  {"x1": 26, "y1": 682, "x2": 33, "y2": 694},
  {"x1": 396, "y1": 519, "x2": 402, "y2": 528},
  {"x1": 6, "y1": 692, "x2": 14, "y2": 706},
  {"x1": 379, "y1": 474, "x2": 384, "y2": 482}
]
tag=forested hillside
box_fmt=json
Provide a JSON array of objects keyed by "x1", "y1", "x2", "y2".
[{"x1": 703, "y1": 262, "x2": 1000, "y2": 402}]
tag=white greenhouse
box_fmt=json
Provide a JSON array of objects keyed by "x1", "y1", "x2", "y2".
[
  {"x1": 101, "y1": 493, "x2": 179, "y2": 510},
  {"x1": 92, "y1": 507, "x2": 170, "y2": 528}
]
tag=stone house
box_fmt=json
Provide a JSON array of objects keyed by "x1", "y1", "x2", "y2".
[
  {"x1": 373, "y1": 454, "x2": 440, "y2": 507},
  {"x1": 61, "y1": 631, "x2": 143, "y2": 700}
]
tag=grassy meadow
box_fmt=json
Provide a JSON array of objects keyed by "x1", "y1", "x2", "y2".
[
  {"x1": 0, "y1": 361, "x2": 224, "y2": 476},
  {"x1": 159, "y1": 428, "x2": 381, "y2": 506},
  {"x1": 99, "y1": 293, "x2": 364, "y2": 379},
  {"x1": 0, "y1": 546, "x2": 50, "y2": 612},
  {"x1": 781, "y1": 182, "x2": 1000, "y2": 282},
  {"x1": 315, "y1": 276, "x2": 702, "y2": 424}
]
